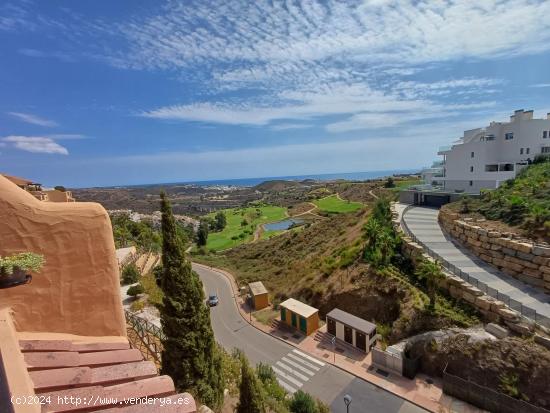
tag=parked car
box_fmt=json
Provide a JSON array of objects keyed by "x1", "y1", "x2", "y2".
[{"x1": 208, "y1": 293, "x2": 219, "y2": 307}]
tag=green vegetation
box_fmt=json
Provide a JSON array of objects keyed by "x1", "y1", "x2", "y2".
[
  {"x1": 0, "y1": 252, "x2": 44, "y2": 275},
  {"x1": 312, "y1": 194, "x2": 363, "y2": 214},
  {"x1": 159, "y1": 191, "x2": 224, "y2": 408},
  {"x1": 204, "y1": 205, "x2": 286, "y2": 251},
  {"x1": 415, "y1": 260, "x2": 445, "y2": 309},
  {"x1": 197, "y1": 221, "x2": 209, "y2": 247},
  {"x1": 237, "y1": 354, "x2": 266, "y2": 413},
  {"x1": 289, "y1": 391, "x2": 329, "y2": 413},
  {"x1": 121, "y1": 263, "x2": 140, "y2": 285},
  {"x1": 127, "y1": 284, "x2": 144, "y2": 297},
  {"x1": 390, "y1": 178, "x2": 422, "y2": 192},
  {"x1": 384, "y1": 177, "x2": 395, "y2": 188},
  {"x1": 363, "y1": 198, "x2": 398, "y2": 268},
  {"x1": 111, "y1": 213, "x2": 162, "y2": 252},
  {"x1": 140, "y1": 270, "x2": 163, "y2": 307},
  {"x1": 475, "y1": 161, "x2": 550, "y2": 240}
]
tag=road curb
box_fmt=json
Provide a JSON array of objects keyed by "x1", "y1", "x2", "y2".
[{"x1": 192, "y1": 262, "x2": 434, "y2": 413}]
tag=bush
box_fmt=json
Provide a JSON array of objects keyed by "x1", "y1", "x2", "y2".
[
  {"x1": 121, "y1": 263, "x2": 140, "y2": 285},
  {"x1": 127, "y1": 284, "x2": 144, "y2": 297},
  {"x1": 289, "y1": 391, "x2": 319, "y2": 413}
]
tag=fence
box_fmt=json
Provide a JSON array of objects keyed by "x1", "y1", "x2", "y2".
[
  {"x1": 400, "y1": 205, "x2": 550, "y2": 329},
  {"x1": 442, "y1": 365, "x2": 550, "y2": 413},
  {"x1": 371, "y1": 348, "x2": 403, "y2": 375},
  {"x1": 125, "y1": 310, "x2": 164, "y2": 366}
]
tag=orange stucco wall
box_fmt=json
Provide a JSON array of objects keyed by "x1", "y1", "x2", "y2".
[{"x1": 0, "y1": 175, "x2": 125, "y2": 336}]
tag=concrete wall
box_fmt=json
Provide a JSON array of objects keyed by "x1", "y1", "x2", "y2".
[
  {"x1": 439, "y1": 209, "x2": 550, "y2": 293},
  {"x1": 0, "y1": 175, "x2": 125, "y2": 337}
]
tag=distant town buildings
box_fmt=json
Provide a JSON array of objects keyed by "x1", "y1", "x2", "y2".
[
  {"x1": 434, "y1": 109, "x2": 550, "y2": 194},
  {"x1": 1, "y1": 173, "x2": 75, "y2": 202}
]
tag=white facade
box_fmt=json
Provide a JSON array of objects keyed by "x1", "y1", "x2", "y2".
[{"x1": 438, "y1": 109, "x2": 550, "y2": 194}]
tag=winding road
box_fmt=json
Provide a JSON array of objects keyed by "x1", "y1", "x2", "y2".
[{"x1": 193, "y1": 263, "x2": 427, "y2": 413}]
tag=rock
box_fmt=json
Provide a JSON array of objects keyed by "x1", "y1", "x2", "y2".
[
  {"x1": 462, "y1": 292, "x2": 477, "y2": 304},
  {"x1": 523, "y1": 267, "x2": 542, "y2": 279},
  {"x1": 505, "y1": 321, "x2": 533, "y2": 336},
  {"x1": 501, "y1": 247, "x2": 517, "y2": 257},
  {"x1": 512, "y1": 242, "x2": 533, "y2": 254},
  {"x1": 534, "y1": 335, "x2": 550, "y2": 350},
  {"x1": 490, "y1": 300, "x2": 506, "y2": 312},
  {"x1": 516, "y1": 251, "x2": 535, "y2": 261},
  {"x1": 498, "y1": 308, "x2": 521, "y2": 322},
  {"x1": 485, "y1": 323, "x2": 509, "y2": 339},
  {"x1": 532, "y1": 245, "x2": 550, "y2": 257},
  {"x1": 475, "y1": 296, "x2": 493, "y2": 311},
  {"x1": 487, "y1": 231, "x2": 501, "y2": 238},
  {"x1": 533, "y1": 256, "x2": 550, "y2": 266}
]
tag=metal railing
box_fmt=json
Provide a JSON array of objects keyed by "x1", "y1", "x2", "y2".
[
  {"x1": 400, "y1": 205, "x2": 550, "y2": 329},
  {"x1": 125, "y1": 310, "x2": 164, "y2": 366}
]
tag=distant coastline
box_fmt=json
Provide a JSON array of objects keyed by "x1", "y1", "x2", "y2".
[{"x1": 102, "y1": 169, "x2": 419, "y2": 189}]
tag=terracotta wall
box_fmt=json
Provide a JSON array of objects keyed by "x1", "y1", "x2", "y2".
[{"x1": 0, "y1": 175, "x2": 125, "y2": 336}]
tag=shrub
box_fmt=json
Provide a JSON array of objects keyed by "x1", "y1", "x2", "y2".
[
  {"x1": 289, "y1": 391, "x2": 319, "y2": 413},
  {"x1": 0, "y1": 252, "x2": 44, "y2": 275},
  {"x1": 121, "y1": 263, "x2": 140, "y2": 285},
  {"x1": 127, "y1": 284, "x2": 144, "y2": 297}
]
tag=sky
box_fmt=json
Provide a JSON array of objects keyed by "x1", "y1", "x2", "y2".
[{"x1": 1, "y1": 0, "x2": 550, "y2": 188}]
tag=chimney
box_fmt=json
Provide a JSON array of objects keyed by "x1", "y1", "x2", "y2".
[{"x1": 524, "y1": 110, "x2": 533, "y2": 120}]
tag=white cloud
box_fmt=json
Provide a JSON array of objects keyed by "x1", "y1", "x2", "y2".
[
  {"x1": 270, "y1": 123, "x2": 313, "y2": 131},
  {"x1": 18, "y1": 48, "x2": 75, "y2": 62},
  {"x1": 530, "y1": 83, "x2": 550, "y2": 88},
  {"x1": 2, "y1": 136, "x2": 69, "y2": 155},
  {"x1": 7, "y1": 112, "x2": 58, "y2": 127},
  {"x1": 47, "y1": 134, "x2": 86, "y2": 140}
]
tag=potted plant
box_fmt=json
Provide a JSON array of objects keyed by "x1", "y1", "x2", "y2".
[{"x1": 0, "y1": 252, "x2": 44, "y2": 289}]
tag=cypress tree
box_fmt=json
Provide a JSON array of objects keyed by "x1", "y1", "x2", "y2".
[
  {"x1": 159, "y1": 191, "x2": 224, "y2": 407},
  {"x1": 236, "y1": 354, "x2": 265, "y2": 413}
]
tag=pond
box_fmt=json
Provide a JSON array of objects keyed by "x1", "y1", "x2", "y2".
[{"x1": 263, "y1": 218, "x2": 305, "y2": 231}]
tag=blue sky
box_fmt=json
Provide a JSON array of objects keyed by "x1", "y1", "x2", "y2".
[{"x1": 1, "y1": 0, "x2": 550, "y2": 187}]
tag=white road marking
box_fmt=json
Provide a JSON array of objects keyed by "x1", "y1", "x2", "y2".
[
  {"x1": 291, "y1": 349, "x2": 325, "y2": 366},
  {"x1": 277, "y1": 377, "x2": 298, "y2": 394},
  {"x1": 286, "y1": 352, "x2": 321, "y2": 371},
  {"x1": 272, "y1": 366, "x2": 304, "y2": 388},
  {"x1": 276, "y1": 361, "x2": 310, "y2": 382},
  {"x1": 281, "y1": 356, "x2": 315, "y2": 376}
]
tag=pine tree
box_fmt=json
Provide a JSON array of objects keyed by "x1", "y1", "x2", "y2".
[
  {"x1": 236, "y1": 354, "x2": 265, "y2": 413},
  {"x1": 159, "y1": 191, "x2": 224, "y2": 407},
  {"x1": 197, "y1": 220, "x2": 209, "y2": 246}
]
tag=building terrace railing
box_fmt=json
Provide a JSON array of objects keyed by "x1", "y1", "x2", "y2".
[{"x1": 400, "y1": 205, "x2": 550, "y2": 329}]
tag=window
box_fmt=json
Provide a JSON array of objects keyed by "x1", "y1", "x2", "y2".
[
  {"x1": 484, "y1": 134, "x2": 495, "y2": 141},
  {"x1": 526, "y1": 148, "x2": 530, "y2": 155},
  {"x1": 485, "y1": 164, "x2": 498, "y2": 172},
  {"x1": 499, "y1": 163, "x2": 514, "y2": 171},
  {"x1": 543, "y1": 131, "x2": 548, "y2": 139},
  {"x1": 469, "y1": 181, "x2": 473, "y2": 186},
  {"x1": 542, "y1": 147, "x2": 550, "y2": 154},
  {"x1": 471, "y1": 152, "x2": 474, "y2": 158},
  {"x1": 520, "y1": 148, "x2": 524, "y2": 155},
  {"x1": 505, "y1": 133, "x2": 514, "y2": 140},
  {"x1": 470, "y1": 166, "x2": 474, "y2": 172}
]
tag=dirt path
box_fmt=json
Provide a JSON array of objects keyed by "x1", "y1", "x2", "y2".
[{"x1": 368, "y1": 190, "x2": 379, "y2": 200}]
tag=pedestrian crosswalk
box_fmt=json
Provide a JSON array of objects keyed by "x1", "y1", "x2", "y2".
[{"x1": 272, "y1": 349, "x2": 325, "y2": 394}]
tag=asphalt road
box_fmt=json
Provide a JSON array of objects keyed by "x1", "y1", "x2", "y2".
[{"x1": 193, "y1": 264, "x2": 427, "y2": 413}]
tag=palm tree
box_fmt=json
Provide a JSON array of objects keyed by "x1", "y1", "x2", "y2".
[
  {"x1": 364, "y1": 218, "x2": 381, "y2": 248},
  {"x1": 415, "y1": 259, "x2": 444, "y2": 309}
]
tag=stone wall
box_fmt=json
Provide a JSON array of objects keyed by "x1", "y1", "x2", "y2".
[
  {"x1": 390, "y1": 203, "x2": 543, "y2": 337},
  {"x1": 438, "y1": 209, "x2": 550, "y2": 294}
]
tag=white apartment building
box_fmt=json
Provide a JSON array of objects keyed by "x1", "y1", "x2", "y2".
[{"x1": 438, "y1": 109, "x2": 550, "y2": 194}]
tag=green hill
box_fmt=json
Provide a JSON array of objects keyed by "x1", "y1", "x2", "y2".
[{"x1": 455, "y1": 159, "x2": 550, "y2": 241}]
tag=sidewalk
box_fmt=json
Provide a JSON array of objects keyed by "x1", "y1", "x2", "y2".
[{"x1": 192, "y1": 263, "x2": 484, "y2": 413}]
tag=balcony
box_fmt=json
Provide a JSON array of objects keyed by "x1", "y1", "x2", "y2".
[{"x1": 437, "y1": 145, "x2": 453, "y2": 155}]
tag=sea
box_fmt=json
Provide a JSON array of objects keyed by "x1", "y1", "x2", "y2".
[{"x1": 126, "y1": 169, "x2": 419, "y2": 188}]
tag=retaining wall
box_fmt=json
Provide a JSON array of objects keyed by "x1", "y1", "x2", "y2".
[{"x1": 438, "y1": 209, "x2": 550, "y2": 294}]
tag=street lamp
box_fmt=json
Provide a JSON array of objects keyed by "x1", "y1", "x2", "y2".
[{"x1": 343, "y1": 394, "x2": 352, "y2": 413}]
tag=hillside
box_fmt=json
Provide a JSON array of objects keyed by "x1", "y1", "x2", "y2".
[
  {"x1": 195, "y1": 204, "x2": 478, "y2": 343},
  {"x1": 445, "y1": 159, "x2": 550, "y2": 242},
  {"x1": 253, "y1": 180, "x2": 302, "y2": 192}
]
